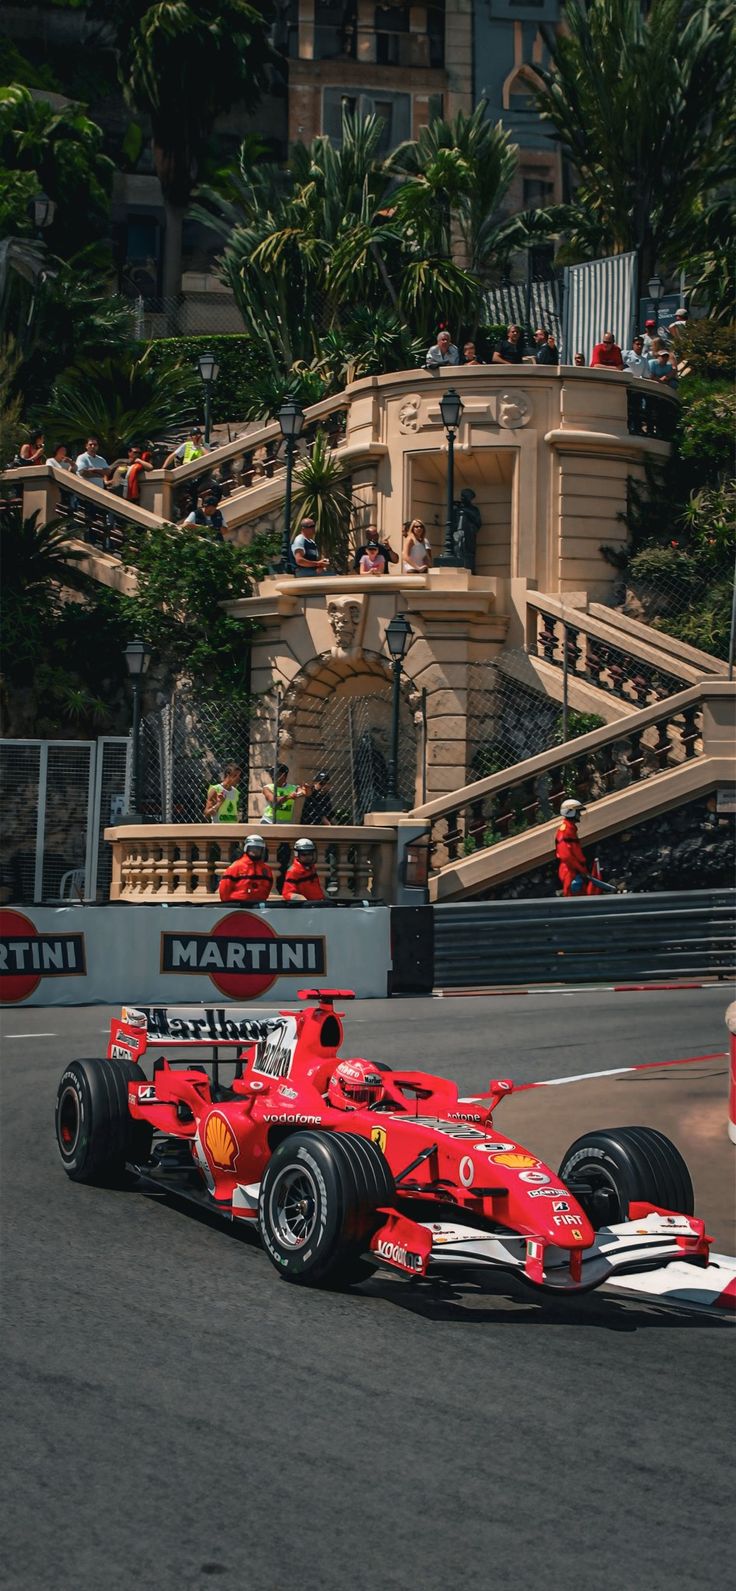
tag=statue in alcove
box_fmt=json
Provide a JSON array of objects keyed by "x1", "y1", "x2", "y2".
[{"x1": 452, "y1": 488, "x2": 482, "y2": 572}]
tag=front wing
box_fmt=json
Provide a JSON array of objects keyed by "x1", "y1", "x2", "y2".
[{"x1": 368, "y1": 1208, "x2": 711, "y2": 1293}]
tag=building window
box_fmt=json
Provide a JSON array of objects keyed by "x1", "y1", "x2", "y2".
[
  {"x1": 323, "y1": 87, "x2": 410, "y2": 151},
  {"x1": 314, "y1": 2, "x2": 357, "y2": 61},
  {"x1": 523, "y1": 178, "x2": 554, "y2": 206}
]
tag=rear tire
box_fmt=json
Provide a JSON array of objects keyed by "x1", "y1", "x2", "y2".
[
  {"x1": 259, "y1": 1130, "x2": 394, "y2": 1286},
  {"x1": 55, "y1": 1057, "x2": 153, "y2": 1183},
  {"x1": 559, "y1": 1126, "x2": 694, "y2": 1229}
]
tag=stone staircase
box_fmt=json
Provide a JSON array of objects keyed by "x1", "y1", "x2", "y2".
[{"x1": 409, "y1": 679, "x2": 735, "y2": 900}]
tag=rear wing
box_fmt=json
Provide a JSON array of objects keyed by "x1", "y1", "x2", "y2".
[{"x1": 107, "y1": 993, "x2": 353, "y2": 1083}]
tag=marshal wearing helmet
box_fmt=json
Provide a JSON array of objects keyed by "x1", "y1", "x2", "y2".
[
  {"x1": 282, "y1": 838, "x2": 325, "y2": 902},
  {"x1": 218, "y1": 835, "x2": 273, "y2": 904}
]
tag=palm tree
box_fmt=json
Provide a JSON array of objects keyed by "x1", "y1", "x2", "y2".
[
  {"x1": 532, "y1": 0, "x2": 736, "y2": 303},
  {"x1": 38, "y1": 348, "x2": 199, "y2": 456},
  {"x1": 0, "y1": 507, "x2": 84, "y2": 603},
  {"x1": 90, "y1": 0, "x2": 275, "y2": 302},
  {"x1": 291, "y1": 430, "x2": 355, "y2": 571}
]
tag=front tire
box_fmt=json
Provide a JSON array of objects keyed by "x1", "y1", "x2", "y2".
[
  {"x1": 559, "y1": 1126, "x2": 694, "y2": 1229},
  {"x1": 259, "y1": 1131, "x2": 394, "y2": 1286},
  {"x1": 55, "y1": 1057, "x2": 153, "y2": 1183}
]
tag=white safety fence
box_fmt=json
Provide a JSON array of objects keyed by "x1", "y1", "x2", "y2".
[
  {"x1": 0, "y1": 903, "x2": 391, "y2": 1005},
  {"x1": 0, "y1": 738, "x2": 131, "y2": 905}
]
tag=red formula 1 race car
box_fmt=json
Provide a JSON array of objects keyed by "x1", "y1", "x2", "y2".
[{"x1": 55, "y1": 990, "x2": 711, "y2": 1294}]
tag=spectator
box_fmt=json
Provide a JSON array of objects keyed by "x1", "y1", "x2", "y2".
[
  {"x1": 352, "y1": 523, "x2": 397, "y2": 574},
  {"x1": 462, "y1": 341, "x2": 483, "y2": 365},
  {"x1": 291, "y1": 517, "x2": 329, "y2": 574},
  {"x1": 19, "y1": 430, "x2": 45, "y2": 465},
  {"x1": 359, "y1": 541, "x2": 386, "y2": 576},
  {"x1": 182, "y1": 490, "x2": 225, "y2": 538},
  {"x1": 641, "y1": 319, "x2": 657, "y2": 357},
  {"x1": 573, "y1": 352, "x2": 586, "y2": 367},
  {"x1": 425, "y1": 329, "x2": 459, "y2": 370},
  {"x1": 261, "y1": 763, "x2": 311, "y2": 824},
  {"x1": 50, "y1": 443, "x2": 75, "y2": 472},
  {"x1": 125, "y1": 446, "x2": 153, "y2": 504},
  {"x1": 531, "y1": 327, "x2": 547, "y2": 357},
  {"x1": 301, "y1": 770, "x2": 333, "y2": 826},
  {"x1": 106, "y1": 442, "x2": 141, "y2": 499},
  {"x1": 163, "y1": 426, "x2": 206, "y2": 470},
  {"x1": 204, "y1": 762, "x2": 242, "y2": 822},
  {"x1": 75, "y1": 435, "x2": 110, "y2": 488},
  {"x1": 648, "y1": 349, "x2": 679, "y2": 389},
  {"x1": 535, "y1": 332, "x2": 559, "y2": 366},
  {"x1": 622, "y1": 336, "x2": 651, "y2": 379},
  {"x1": 403, "y1": 518, "x2": 432, "y2": 573},
  {"x1": 668, "y1": 307, "x2": 689, "y2": 339},
  {"x1": 492, "y1": 325, "x2": 524, "y2": 365},
  {"x1": 590, "y1": 331, "x2": 624, "y2": 370},
  {"x1": 282, "y1": 838, "x2": 325, "y2": 902}
]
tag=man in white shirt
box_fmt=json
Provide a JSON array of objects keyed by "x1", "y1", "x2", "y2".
[
  {"x1": 426, "y1": 329, "x2": 459, "y2": 369},
  {"x1": 622, "y1": 337, "x2": 651, "y2": 378},
  {"x1": 75, "y1": 435, "x2": 112, "y2": 543}
]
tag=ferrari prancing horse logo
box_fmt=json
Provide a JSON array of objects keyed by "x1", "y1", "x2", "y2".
[{"x1": 370, "y1": 1126, "x2": 387, "y2": 1155}]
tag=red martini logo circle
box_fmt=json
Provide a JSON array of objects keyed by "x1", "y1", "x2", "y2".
[
  {"x1": 0, "y1": 909, "x2": 86, "y2": 1003},
  {"x1": 161, "y1": 911, "x2": 325, "y2": 999}
]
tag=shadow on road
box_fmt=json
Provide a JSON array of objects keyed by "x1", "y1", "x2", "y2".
[{"x1": 142, "y1": 1181, "x2": 733, "y2": 1334}]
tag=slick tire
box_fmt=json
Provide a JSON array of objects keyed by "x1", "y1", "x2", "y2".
[
  {"x1": 55, "y1": 1057, "x2": 153, "y2": 1184},
  {"x1": 559, "y1": 1126, "x2": 694, "y2": 1229},
  {"x1": 259, "y1": 1130, "x2": 395, "y2": 1287}
]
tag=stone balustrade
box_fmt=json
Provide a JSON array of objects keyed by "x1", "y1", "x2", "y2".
[
  {"x1": 412, "y1": 681, "x2": 734, "y2": 874},
  {"x1": 105, "y1": 822, "x2": 397, "y2": 903}
]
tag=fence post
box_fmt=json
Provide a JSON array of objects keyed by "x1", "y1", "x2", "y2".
[{"x1": 33, "y1": 743, "x2": 48, "y2": 904}]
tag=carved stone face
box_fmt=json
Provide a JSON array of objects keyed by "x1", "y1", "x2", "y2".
[{"x1": 328, "y1": 598, "x2": 362, "y2": 654}]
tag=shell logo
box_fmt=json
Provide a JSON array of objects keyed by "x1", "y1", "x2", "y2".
[
  {"x1": 204, "y1": 1112, "x2": 238, "y2": 1170},
  {"x1": 491, "y1": 1151, "x2": 537, "y2": 1169}
]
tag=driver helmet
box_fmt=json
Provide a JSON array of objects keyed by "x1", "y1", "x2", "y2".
[
  {"x1": 244, "y1": 833, "x2": 267, "y2": 859},
  {"x1": 560, "y1": 799, "x2": 585, "y2": 820},
  {"x1": 328, "y1": 1059, "x2": 385, "y2": 1111},
  {"x1": 294, "y1": 838, "x2": 317, "y2": 863}
]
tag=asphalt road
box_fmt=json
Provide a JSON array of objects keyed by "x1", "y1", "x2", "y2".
[{"x1": 2, "y1": 988, "x2": 734, "y2": 1591}]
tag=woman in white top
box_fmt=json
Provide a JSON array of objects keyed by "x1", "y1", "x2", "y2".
[{"x1": 403, "y1": 519, "x2": 433, "y2": 573}]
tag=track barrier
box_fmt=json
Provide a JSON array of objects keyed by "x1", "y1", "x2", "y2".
[{"x1": 0, "y1": 903, "x2": 390, "y2": 1006}]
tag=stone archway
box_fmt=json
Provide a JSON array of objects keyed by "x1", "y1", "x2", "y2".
[{"x1": 249, "y1": 651, "x2": 421, "y2": 822}]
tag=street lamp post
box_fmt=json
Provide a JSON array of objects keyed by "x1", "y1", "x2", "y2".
[
  {"x1": 378, "y1": 613, "x2": 414, "y2": 811},
  {"x1": 277, "y1": 399, "x2": 305, "y2": 570},
  {"x1": 124, "y1": 638, "x2": 152, "y2": 816},
  {"x1": 28, "y1": 191, "x2": 56, "y2": 239},
  {"x1": 197, "y1": 350, "x2": 220, "y2": 446},
  {"x1": 436, "y1": 388, "x2": 464, "y2": 566}
]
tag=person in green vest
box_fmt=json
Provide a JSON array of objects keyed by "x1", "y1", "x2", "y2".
[
  {"x1": 204, "y1": 763, "x2": 242, "y2": 822},
  {"x1": 163, "y1": 426, "x2": 207, "y2": 470},
  {"x1": 261, "y1": 763, "x2": 312, "y2": 824}
]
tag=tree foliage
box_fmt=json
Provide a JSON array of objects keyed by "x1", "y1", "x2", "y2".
[
  {"x1": 196, "y1": 104, "x2": 529, "y2": 376},
  {"x1": 37, "y1": 347, "x2": 200, "y2": 454},
  {"x1": 291, "y1": 430, "x2": 356, "y2": 571},
  {"x1": 121, "y1": 521, "x2": 276, "y2": 683},
  {"x1": 533, "y1": 0, "x2": 736, "y2": 297},
  {"x1": 0, "y1": 84, "x2": 113, "y2": 258}
]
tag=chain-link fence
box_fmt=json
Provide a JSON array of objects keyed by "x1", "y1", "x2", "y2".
[
  {"x1": 130, "y1": 294, "x2": 246, "y2": 340},
  {"x1": 466, "y1": 649, "x2": 607, "y2": 783},
  {"x1": 139, "y1": 681, "x2": 420, "y2": 824},
  {"x1": 0, "y1": 737, "x2": 130, "y2": 905},
  {"x1": 598, "y1": 553, "x2": 734, "y2": 665}
]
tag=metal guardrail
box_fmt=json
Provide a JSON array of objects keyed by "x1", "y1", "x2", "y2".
[{"x1": 429, "y1": 890, "x2": 736, "y2": 989}]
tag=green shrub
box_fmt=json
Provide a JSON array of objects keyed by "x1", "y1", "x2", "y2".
[{"x1": 145, "y1": 335, "x2": 255, "y2": 424}]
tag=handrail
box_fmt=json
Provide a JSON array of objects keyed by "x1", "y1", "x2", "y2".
[
  {"x1": 414, "y1": 679, "x2": 734, "y2": 884},
  {"x1": 411, "y1": 681, "x2": 709, "y2": 822},
  {"x1": 527, "y1": 592, "x2": 720, "y2": 684}
]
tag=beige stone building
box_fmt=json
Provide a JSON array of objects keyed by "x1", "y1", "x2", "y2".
[{"x1": 210, "y1": 363, "x2": 678, "y2": 812}]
